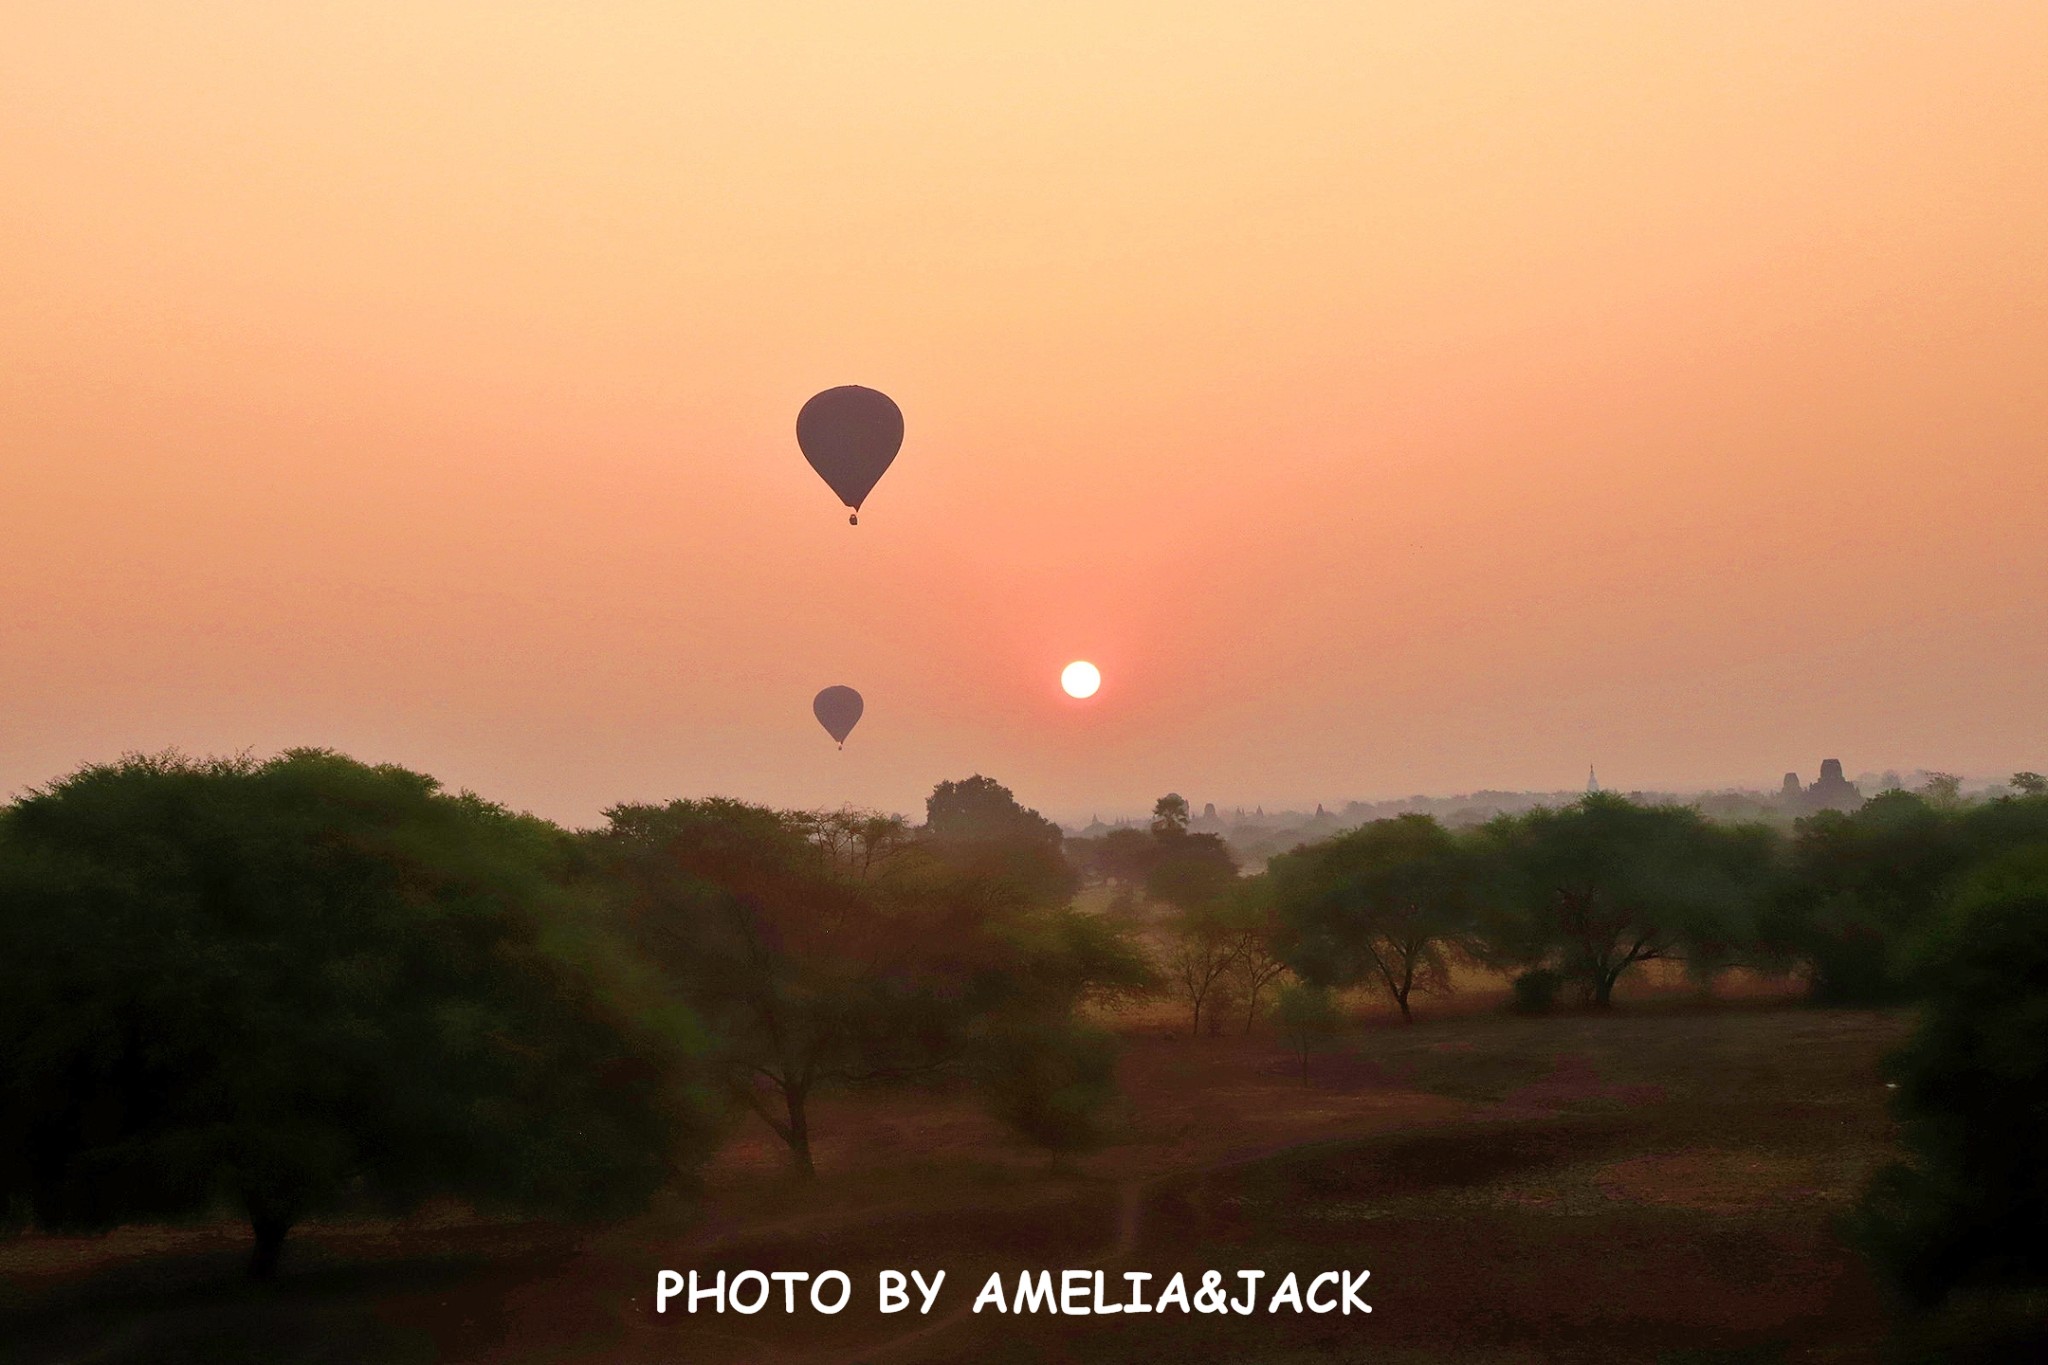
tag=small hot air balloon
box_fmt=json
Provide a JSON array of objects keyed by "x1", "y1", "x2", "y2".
[
  {"x1": 812, "y1": 685, "x2": 864, "y2": 748},
  {"x1": 797, "y1": 386, "x2": 902, "y2": 525}
]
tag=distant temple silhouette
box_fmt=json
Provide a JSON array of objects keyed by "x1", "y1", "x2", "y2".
[
  {"x1": 1587, "y1": 765, "x2": 1600, "y2": 794},
  {"x1": 1781, "y1": 758, "x2": 1863, "y2": 814}
]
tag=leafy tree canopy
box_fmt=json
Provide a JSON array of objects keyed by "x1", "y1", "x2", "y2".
[
  {"x1": 1477, "y1": 794, "x2": 1777, "y2": 1006},
  {"x1": 924, "y1": 775, "x2": 1063, "y2": 849},
  {"x1": 592, "y1": 796, "x2": 1144, "y2": 1172},
  {"x1": 920, "y1": 775, "x2": 1076, "y2": 906},
  {"x1": 1770, "y1": 790, "x2": 2048, "y2": 1003},
  {"x1": 1151, "y1": 793, "x2": 1191, "y2": 837},
  {"x1": 1851, "y1": 861, "x2": 2048, "y2": 1307},
  {"x1": 1271, "y1": 813, "x2": 1473, "y2": 1021},
  {"x1": 0, "y1": 751, "x2": 711, "y2": 1277}
]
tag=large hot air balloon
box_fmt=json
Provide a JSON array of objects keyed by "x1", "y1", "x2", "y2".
[
  {"x1": 797, "y1": 386, "x2": 902, "y2": 525},
  {"x1": 812, "y1": 685, "x2": 864, "y2": 748}
]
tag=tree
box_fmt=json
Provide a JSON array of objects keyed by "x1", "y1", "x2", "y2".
[
  {"x1": 1144, "y1": 821, "x2": 1237, "y2": 914},
  {"x1": 1138, "y1": 793, "x2": 1249, "y2": 1036},
  {"x1": 1762, "y1": 789, "x2": 2048, "y2": 1004},
  {"x1": 1272, "y1": 814, "x2": 1473, "y2": 1022},
  {"x1": 1273, "y1": 983, "x2": 1342, "y2": 1084},
  {"x1": 596, "y1": 799, "x2": 943, "y2": 1176},
  {"x1": 1221, "y1": 877, "x2": 1294, "y2": 1033},
  {"x1": 1850, "y1": 862, "x2": 2048, "y2": 1310},
  {"x1": 803, "y1": 808, "x2": 916, "y2": 879},
  {"x1": 1164, "y1": 902, "x2": 1247, "y2": 1038},
  {"x1": 974, "y1": 1022, "x2": 1121, "y2": 1157},
  {"x1": 594, "y1": 795, "x2": 1145, "y2": 1174},
  {"x1": 1962, "y1": 786, "x2": 2048, "y2": 852},
  {"x1": 1094, "y1": 827, "x2": 1160, "y2": 889},
  {"x1": 1478, "y1": 795, "x2": 1775, "y2": 1007},
  {"x1": 1070, "y1": 799, "x2": 1216, "y2": 898},
  {"x1": 992, "y1": 899, "x2": 1162, "y2": 1016},
  {"x1": 1767, "y1": 791, "x2": 1966, "y2": 1004},
  {"x1": 956, "y1": 899, "x2": 1156, "y2": 1157},
  {"x1": 1918, "y1": 772, "x2": 1965, "y2": 809},
  {"x1": 1151, "y1": 793, "x2": 1191, "y2": 836},
  {"x1": 925, "y1": 774, "x2": 1064, "y2": 848},
  {"x1": 0, "y1": 751, "x2": 710, "y2": 1278},
  {"x1": 920, "y1": 775, "x2": 1077, "y2": 907},
  {"x1": 2011, "y1": 772, "x2": 2048, "y2": 797}
]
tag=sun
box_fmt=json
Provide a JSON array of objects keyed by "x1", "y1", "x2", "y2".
[{"x1": 1060, "y1": 660, "x2": 1101, "y2": 699}]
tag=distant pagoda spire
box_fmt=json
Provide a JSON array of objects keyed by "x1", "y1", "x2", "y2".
[{"x1": 1587, "y1": 765, "x2": 1600, "y2": 794}]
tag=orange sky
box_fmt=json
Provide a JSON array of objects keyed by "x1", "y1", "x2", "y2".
[{"x1": 4, "y1": 3, "x2": 2045, "y2": 824}]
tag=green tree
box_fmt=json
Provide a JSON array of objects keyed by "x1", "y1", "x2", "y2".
[
  {"x1": 1273, "y1": 982, "x2": 1343, "y2": 1084},
  {"x1": 921, "y1": 774, "x2": 1077, "y2": 906},
  {"x1": 1272, "y1": 813, "x2": 1473, "y2": 1022},
  {"x1": 925, "y1": 774, "x2": 1064, "y2": 848},
  {"x1": 596, "y1": 798, "x2": 931, "y2": 1175},
  {"x1": 1850, "y1": 861, "x2": 2048, "y2": 1309},
  {"x1": 962, "y1": 900, "x2": 1157, "y2": 1156},
  {"x1": 1141, "y1": 794, "x2": 1248, "y2": 1034},
  {"x1": 1763, "y1": 789, "x2": 2048, "y2": 1004},
  {"x1": 1479, "y1": 795, "x2": 1776, "y2": 1007},
  {"x1": 1091, "y1": 826, "x2": 1160, "y2": 889},
  {"x1": 1164, "y1": 901, "x2": 1246, "y2": 1038},
  {"x1": 1143, "y1": 817, "x2": 1237, "y2": 913},
  {"x1": 0, "y1": 751, "x2": 709, "y2": 1278},
  {"x1": 1220, "y1": 876, "x2": 1293, "y2": 1033},
  {"x1": 804, "y1": 807, "x2": 916, "y2": 878},
  {"x1": 1768, "y1": 792, "x2": 1967, "y2": 1003},
  {"x1": 973, "y1": 1022, "x2": 1121, "y2": 1157},
  {"x1": 1963, "y1": 787, "x2": 2048, "y2": 853},
  {"x1": 1918, "y1": 772, "x2": 1965, "y2": 809},
  {"x1": 1151, "y1": 793, "x2": 1191, "y2": 836},
  {"x1": 919, "y1": 779, "x2": 1153, "y2": 1149},
  {"x1": 594, "y1": 794, "x2": 1146, "y2": 1173},
  {"x1": 2010, "y1": 772, "x2": 2047, "y2": 797}
]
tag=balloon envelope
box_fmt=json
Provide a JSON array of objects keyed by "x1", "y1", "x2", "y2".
[
  {"x1": 812, "y1": 685, "x2": 864, "y2": 746},
  {"x1": 797, "y1": 386, "x2": 902, "y2": 521}
]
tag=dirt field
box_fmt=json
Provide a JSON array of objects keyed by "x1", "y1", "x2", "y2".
[{"x1": 1, "y1": 1002, "x2": 1912, "y2": 1364}]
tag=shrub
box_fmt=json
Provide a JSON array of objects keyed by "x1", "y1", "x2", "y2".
[
  {"x1": 1273, "y1": 983, "x2": 1343, "y2": 1083},
  {"x1": 975, "y1": 1021, "x2": 1120, "y2": 1155},
  {"x1": 1509, "y1": 968, "x2": 1563, "y2": 1014},
  {"x1": 1847, "y1": 871, "x2": 2048, "y2": 1308}
]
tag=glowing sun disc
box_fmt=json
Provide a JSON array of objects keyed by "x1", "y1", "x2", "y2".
[{"x1": 1061, "y1": 661, "x2": 1101, "y2": 699}]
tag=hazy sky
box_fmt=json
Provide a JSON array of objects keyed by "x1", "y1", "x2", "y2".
[{"x1": 5, "y1": 3, "x2": 2045, "y2": 825}]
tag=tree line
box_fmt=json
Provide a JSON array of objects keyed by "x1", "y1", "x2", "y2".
[
  {"x1": 1073, "y1": 780, "x2": 2048, "y2": 1314},
  {"x1": 3, "y1": 753, "x2": 2044, "y2": 1307},
  {"x1": 1063, "y1": 780, "x2": 2048, "y2": 1035},
  {"x1": 0, "y1": 757, "x2": 1150, "y2": 1275}
]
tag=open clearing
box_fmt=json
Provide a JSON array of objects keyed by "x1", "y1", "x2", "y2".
[{"x1": 2, "y1": 1003, "x2": 1909, "y2": 1364}]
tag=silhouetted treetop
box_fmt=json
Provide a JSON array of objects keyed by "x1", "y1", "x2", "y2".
[{"x1": 924, "y1": 775, "x2": 1063, "y2": 848}]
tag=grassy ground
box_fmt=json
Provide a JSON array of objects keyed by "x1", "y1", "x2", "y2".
[
  {"x1": 1, "y1": 1002, "x2": 1915, "y2": 1364},
  {"x1": 928, "y1": 1006, "x2": 1908, "y2": 1365}
]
